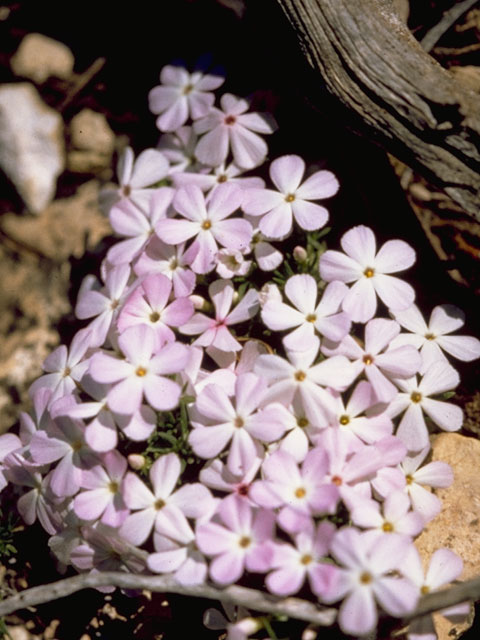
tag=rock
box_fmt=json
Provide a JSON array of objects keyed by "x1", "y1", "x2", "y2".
[
  {"x1": 0, "y1": 83, "x2": 65, "y2": 213},
  {"x1": 10, "y1": 33, "x2": 74, "y2": 83},
  {"x1": 414, "y1": 433, "x2": 480, "y2": 640},
  {"x1": 67, "y1": 109, "x2": 115, "y2": 173},
  {"x1": 0, "y1": 180, "x2": 111, "y2": 261}
]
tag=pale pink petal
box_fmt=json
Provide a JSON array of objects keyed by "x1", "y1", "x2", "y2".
[
  {"x1": 229, "y1": 125, "x2": 268, "y2": 170},
  {"x1": 374, "y1": 239, "x2": 416, "y2": 273},
  {"x1": 213, "y1": 218, "x2": 252, "y2": 251},
  {"x1": 421, "y1": 398, "x2": 463, "y2": 432},
  {"x1": 255, "y1": 241, "x2": 283, "y2": 271},
  {"x1": 338, "y1": 588, "x2": 377, "y2": 636},
  {"x1": 436, "y1": 335, "x2": 480, "y2": 361},
  {"x1": 150, "y1": 453, "x2": 180, "y2": 498},
  {"x1": 426, "y1": 548, "x2": 463, "y2": 588},
  {"x1": 107, "y1": 377, "x2": 144, "y2": 414},
  {"x1": 155, "y1": 218, "x2": 199, "y2": 245},
  {"x1": 270, "y1": 155, "x2": 305, "y2": 193},
  {"x1": 259, "y1": 202, "x2": 293, "y2": 239},
  {"x1": 130, "y1": 149, "x2": 169, "y2": 188},
  {"x1": 341, "y1": 226, "x2": 376, "y2": 265},
  {"x1": 296, "y1": 170, "x2": 339, "y2": 200},
  {"x1": 120, "y1": 509, "x2": 156, "y2": 546},
  {"x1": 284, "y1": 274, "x2": 317, "y2": 315},
  {"x1": 292, "y1": 200, "x2": 329, "y2": 231},
  {"x1": 429, "y1": 305, "x2": 465, "y2": 335},
  {"x1": 242, "y1": 188, "x2": 283, "y2": 215},
  {"x1": 189, "y1": 424, "x2": 233, "y2": 459},
  {"x1": 374, "y1": 576, "x2": 418, "y2": 616},
  {"x1": 342, "y1": 278, "x2": 377, "y2": 323},
  {"x1": 373, "y1": 273, "x2": 415, "y2": 312},
  {"x1": 210, "y1": 551, "x2": 244, "y2": 584},
  {"x1": 195, "y1": 126, "x2": 229, "y2": 167},
  {"x1": 225, "y1": 288, "x2": 259, "y2": 325},
  {"x1": 319, "y1": 250, "x2": 363, "y2": 283}
]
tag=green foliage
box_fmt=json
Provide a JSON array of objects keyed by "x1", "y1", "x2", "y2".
[{"x1": 0, "y1": 508, "x2": 19, "y2": 561}]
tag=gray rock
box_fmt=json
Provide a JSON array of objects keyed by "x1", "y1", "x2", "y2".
[
  {"x1": 11, "y1": 33, "x2": 74, "y2": 83},
  {"x1": 0, "y1": 83, "x2": 65, "y2": 213}
]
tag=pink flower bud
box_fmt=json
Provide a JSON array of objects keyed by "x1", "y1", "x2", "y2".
[
  {"x1": 127, "y1": 454, "x2": 145, "y2": 470},
  {"x1": 293, "y1": 245, "x2": 308, "y2": 263}
]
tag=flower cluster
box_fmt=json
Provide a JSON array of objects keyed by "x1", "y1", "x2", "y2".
[{"x1": 2, "y1": 62, "x2": 479, "y2": 640}]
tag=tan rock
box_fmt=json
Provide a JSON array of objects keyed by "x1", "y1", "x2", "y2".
[
  {"x1": 0, "y1": 83, "x2": 65, "y2": 213},
  {"x1": 70, "y1": 109, "x2": 115, "y2": 154},
  {"x1": 0, "y1": 180, "x2": 111, "y2": 261},
  {"x1": 11, "y1": 33, "x2": 74, "y2": 83},
  {"x1": 413, "y1": 433, "x2": 480, "y2": 639}
]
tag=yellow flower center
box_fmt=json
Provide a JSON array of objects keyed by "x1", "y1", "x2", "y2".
[
  {"x1": 360, "y1": 571, "x2": 373, "y2": 584},
  {"x1": 155, "y1": 499, "x2": 166, "y2": 510},
  {"x1": 425, "y1": 333, "x2": 435, "y2": 340},
  {"x1": 421, "y1": 585, "x2": 430, "y2": 595},
  {"x1": 238, "y1": 536, "x2": 251, "y2": 548},
  {"x1": 410, "y1": 391, "x2": 422, "y2": 403},
  {"x1": 149, "y1": 311, "x2": 161, "y2": 323},
  {"x1": 301, "y1": 554, "x2": 313, "y2": 565},
  {"x1": 108, "y1": 481, "x2": 119, "y2": 494},
  {"x1": 382, "y1": 521, "x2": 394, "y2": 532},
  {"x1": 217, "y1": 174, "x2": 228, "y2": 183},
  {"x1": 183, "y1": 84, "x2": 193, "y2": 95},
  {"x1": 295, "y1": 370, "x2": 306, "y2": 382},
  {"x1": 295, "y1": 487, "x2": 306, "y2": 499},
  {"x1": 285, "y1": 193, "x2": 295, "y2": 203},
  {"x1": 363, "y1": 355, "x2": 374, "y2": 365},
  {"x1": 201, "y1": 220, "x2": 212, "y2": 230},
  {"x1": 364, "y1": 267, "x2": 375, "y2": 278},
  {"x1": 297, "y1": 417, "x2": 309, "y2": 428},
  {"x1": 136, "y1": 366, "x2": 147, "y2": 377},
  {"x1": 234, "y1": 416, "x2": 244, "y2": 428},
  {"x1": 405, "y1": 474, "x2": 413, "y2": 485},
  {"x1": 339, "y1": 415, "x2": 350, "y2": 426},
  {"x1": 331, "y1": 475, "x2": 342, "y2": 486},
  {"x1": 306, "y1": 313, "x2": 317, "y2": 323}
]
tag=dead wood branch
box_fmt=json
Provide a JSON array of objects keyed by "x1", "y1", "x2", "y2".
[{"x1": 274, "y1": 0, "x2": 480, "y2": 220}]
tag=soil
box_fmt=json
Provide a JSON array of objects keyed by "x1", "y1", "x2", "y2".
[{"x1": 0, "y1": 1, "x2": 479, "y2": 638}]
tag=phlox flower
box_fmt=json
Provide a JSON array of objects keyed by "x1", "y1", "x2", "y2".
[
  {"x1": 254, "y1": 335, "x2": 356, "y2": 424},
  {"x1": 120, "y1": 453, "x2": 213, "y2": 547},
  {"x1": 388, "y1": 361, "x2": 463, "y2": 452},
  {"x1": 247, "y1": 221, "x2": 283, "y2": 272},
  {"x1": 99, "y1": 146, "x2": 169, "y2": 214},
  {"x1": 149, "y1": 65, "x2": 225, "y2": 132},
  {"x1": 327, "y1": 381, "x2": 393, "y2": 449},
  {"x1": 273, "y1": 399, "x2": 326, "y2": 463},
  {"x1": 242, "y1": 154, "x2": 338, "y2": 239},
  {"x1": 107, "y1": 187, "x2": 175, "y2": 266},
  {"x1": 403, "y1": 546, "x2": 469, "y2": 640},
  {"x1": 70, "y1": 523, "x2": 148, "y2": 590},
  {"x1": 319, "y1": 225, "x2": 416, "y2": 323},
  {"x1": 73, "y1": 450, "x2": 128, "y2": 527},
  {"x1": 117, "y1": 273, "x2": 194, "y2": 349},
  {"x1": 350, "y1": 490, "x2": 424, "y2": 540},
  {"x1": 266, "y1": 521, "x2": 337, "y2": 597},
  {"x1": 134, "y1": 237, "x2": 197, "y2": 298},
  {"x1": 158, "y1": 125, "x2": 201, "y2": 173},
  {"x1": 148, "y1": 531, "x2": 208, "y2": 586},
  {"x1": 156, "y1": 183, "x2": 252, "y2": 274},
  {"x1": 75, "y1": 264, "x2": 132, "y2": 348},
  {"x1": 196, "y1": 494, "x2": 275, "y2": 585},
  {"x1": 172, "y1": 161, "x2": 265, "y2": 193},
  {"x1": 52, "y1": 375, "x2": 157, "y2": 452},
  {"x1": 215, "y1": 248, "x2": 252, "y2": 279},
  {"x1": 322, "y1": 527, "x2": 419, "y2": 636},
  {"x1": 322, "y1": 318, "x2": 422, "y2": 403},
  {"x1": 390, "y1": 303, "x2": 480, "y2": 372},
  {"x1": 194, "y1": 93, "x2": 276, "y2": 169},
  {"x1": 28, "y1": 328, "x2": 91, "y2": 407},
  {"x1": 400, "y1": 447, "x2": 453, "y2": 522},
  {"x1": 29, "y1": 416, "x2": 98, "y2": 497},
  {"x1": 199, "y1": 452, "x2": 263, "y2": 501},
  {"x1": 189, "y1": 372, "x2": 288, "y2": 476},
  {"x1": 0, "y1": 433, "x2": 22, "y2": 492},
  {"x1": 261, "y1": 275, "x2": 350, "y2": 350},
  {"x1": 180, "y1": 279, "x2": 259, "y2": 352},
  {"x1": 250, "y1": 448, "x2": 339, "y2": 533},
  {"x1": 89, "y1": 324, "x2": 189, "y2": 415}
]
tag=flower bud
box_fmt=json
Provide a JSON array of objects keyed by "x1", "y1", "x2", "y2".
[
  {"x1": 293, "y1": 245, "x2": 308, "y2": 263},
  {"x1": 128, "y1": 454, "x2": 146, "y2": 470}
]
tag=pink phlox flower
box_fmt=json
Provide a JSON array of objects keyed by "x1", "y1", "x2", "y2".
[
  {"x1": 322, "y1": 527, "x2": 419, "y2": 636},
  {"x1": 403, "y1": 546, "x2": 469, "y2": 640},
  {"x1": 215, "y1": 248, "x2": 252, "y2": 279},
  {"x1": 388, "y1": 361, "x2": 463, "y2": 452},
  {"x1": 254, "y1": 335, "x2": 356, "y2": 424},
  {"x1": 327, "y1": 381, "x2": 393, "y2": 449},
  {"x1": 73, "y1": 450, "x2": 129, "y2": 527},
  {"x1": 246, "y1": 219, "x2": 283, "y2": 272},
  {"x1": 315, "y1": 428, "x2": 387, "y2": 509},
  {"x1": 134, "y1": 237, "x2": 197, "y2": 297},
  {"x1": 107, "y1": 186, "x2": 175, "y2": 266},
  {"x1": 249, "y1": 448, "x2": 339, "y2": 533},
  {"x1": 157, "y1": 125, "x2": 202, "y2": 173},
  {"x1": 156, "y1": 183, "x2": 252, "y2": 274},
  {"x1": 203, "y1": 605, "x2": 260, "y2": 640},
  {"x1": 322, "y1": 318, "x2": 422, "y2": 403},
  {"x1": 273, "y1": 400, "x2": 321, "y2": 463},
  {"x1": 196, "y1": 493, "x2": 275, "y2": 585},
  {"x1": 75, "y1": 264, "x2": 132, "y2": 348},
  {"x1": 149, "y1": 64, "x2": 225, "y2": 132},
  {"x1": 99, "y1": 146, "x2": 169, "y2": 214},
  {"x1": 172, "y1": 161, "x2": 265, "y2": 193},
  {"x1": 194, "y1": 93, "x2": 277, "y2": 169},
  {"x1": 19, "y1": 387, "x2": 53, "y2": 444},
  {"x1": 266, "y1": 521, "x2": 337, "y2": 597},
  {"x1": 89, "y1": 324, "x2": 189, "y2": 415},
  {"x1": 242, "y1": 154, "x2": 338, "y2": 239},
  {"x1": 0, "y1": 432, "x2": 22, "y2": 492},
  {"x1": 390, "y1": 303, "x2": 480, "y2": 373},
  {"x1": 71, "y1": 523, "x2": 148, "y2": 590},
  {"x1": 350, "y1": 490, "x2": 425, "y2": 540},
  {"x1": 4, "y1": 459, "x2": 65, "y2": 534},
  {"x1": 319, "y1": 225, "x2": 416, "y2": 323},
  {"x1": 189, "y1": 372, "x2": 288, "y2": 475},
  {"x1": 120, "y1": 453, "x2": 214, "y2": 547},
  {"x1": 52, "y1": 375, "x2": 157, "y2": 452},
  {"x1": 148, "y1": 531, "x2": 208, "y2": 586},
  {"x1": 117, "y1": 273, "x2": 194, "y2": 349},
  {"x1": 199, "y1": 452, "x2": 263, "y2": 502},
  {"x1": 400, "y1": 447, "x2": 453, "y2": 522},
  {"x1": 28, "y1": 416, "x2": 98, "y2": 497},
  {"x1": 261, "y1": 274, "x2": 351, "y2": 350},
  {"x1": 28, "y1": 328, "x2": 92, "y2": 407},
  {"x1": 181, "y1": 279, "x2": 259, "y2": 352}
]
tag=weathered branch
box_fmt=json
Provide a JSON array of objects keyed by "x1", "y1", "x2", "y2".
[
  {"x1": 274, "y1": 0, "x2": 480, "y2": 220},
  {"x1": 0, "y1": 570, "x2": 479, "y2": 626}
]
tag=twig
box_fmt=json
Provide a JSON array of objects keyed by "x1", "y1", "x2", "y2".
[
  {"x1": 0, "y1": 572, "x2": 337, "y2": 626},
  {"x1": 434, "y1": 42, "x2": 480, "y2": 56},
  {"x1": 57, "y1": 57, "x2": 106, "y2": 112},
  {"x1": 1, "y1": 570, "x2": 480, "y2": 626},
  {"x1": 420, "y1": 0, "x2": 478, "y2": 53}
]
